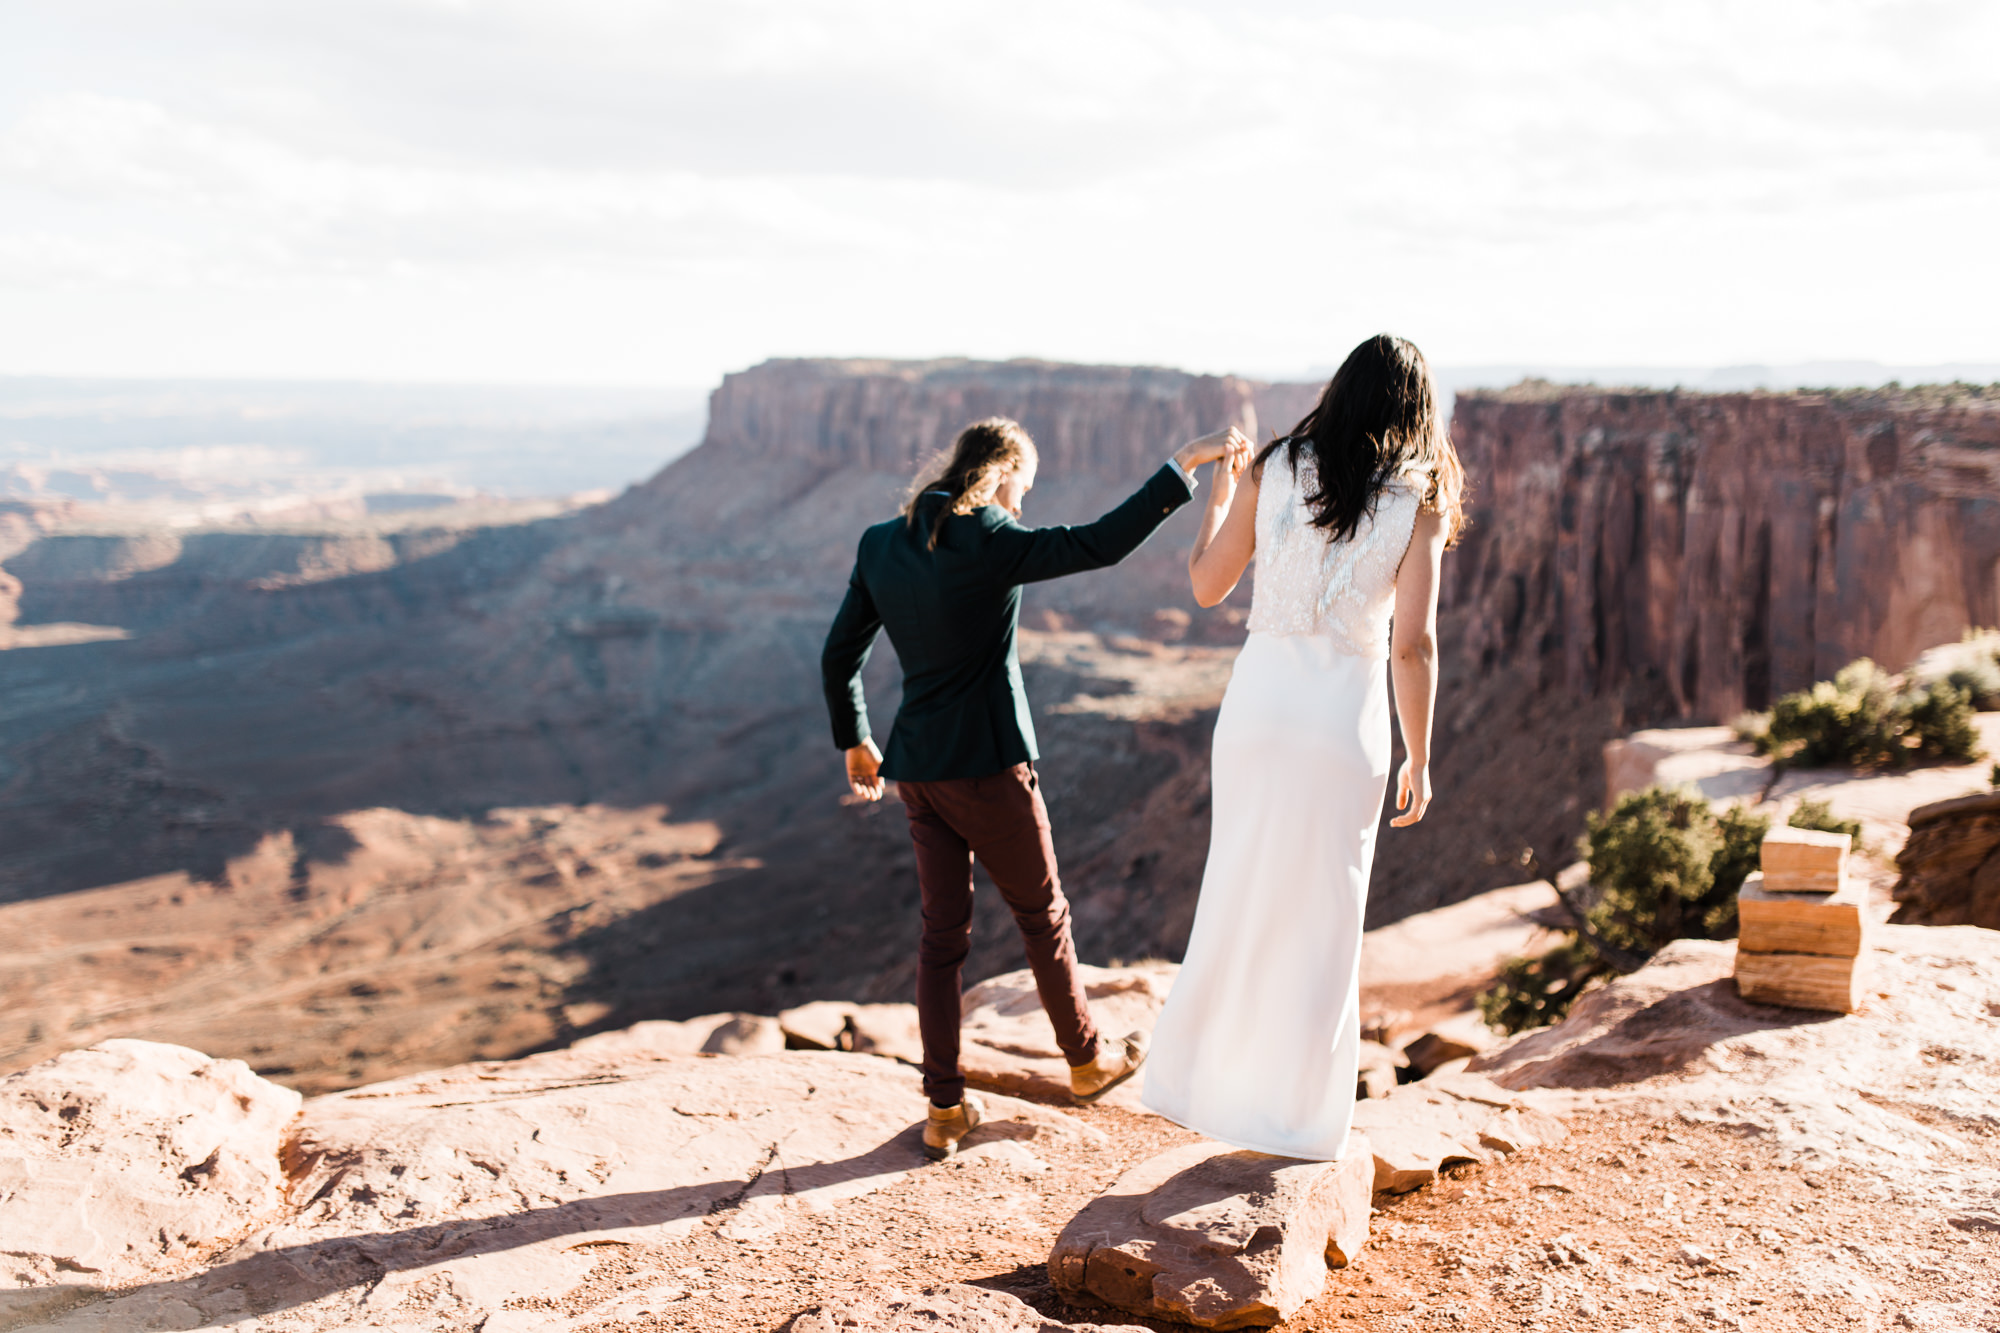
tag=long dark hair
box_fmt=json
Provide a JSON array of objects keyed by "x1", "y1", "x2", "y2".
[
  {"x1": 1258, "y1": 334, "x2": 1468, "y2": 545},
  {"x1": 902, "y1": 417, "x2": 1037, "y2": 551}
]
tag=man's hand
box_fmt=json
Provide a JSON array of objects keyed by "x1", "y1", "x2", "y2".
[
  {"x1": 845, "y1": 739, "x2": 886, "y2": 801},
  {"x1": 1174, "y1": 426, "x2": 1252, "y2": 475}
]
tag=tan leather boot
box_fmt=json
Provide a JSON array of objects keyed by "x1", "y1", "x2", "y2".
[
  {"x1": 1069, "y1": 1029, "x2": 1150, "y2": 1104},
  {"x1": 921, "y1": 1093, "x2": 986, "y2": 1162}
]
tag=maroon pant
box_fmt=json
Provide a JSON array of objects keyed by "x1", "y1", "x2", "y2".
[{"x1": 897, "y1": 763, "x2": 1100, "y2": 1105}]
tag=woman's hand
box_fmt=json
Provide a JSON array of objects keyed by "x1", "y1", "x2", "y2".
[
  {"x1": 1174, "y1": 427, "x2": 1252, "y2": 474},
  {"x1": 1389, "y1": 757, "x2": 1432, "y2": 827},
  {"x1": 1209, "y1": 435, "x2": 1251, "y2": 497},
  {"x1": 845, "y1": 739, "x2": 885, "y2": 801}
]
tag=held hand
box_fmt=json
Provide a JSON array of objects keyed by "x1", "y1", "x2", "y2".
[
  {"x1": 1389, "y1": 757, "x2": 1431, "y2": 827},
  {"x1": 1175, "y1": 426, "x2": 1252, "y2": 473},
  {"x1": 1210, "y1": 431, "x2": 1253, "y2": 492},
  {"x1": 845, "y1": 739, "x2": 886, "y2": 801}
]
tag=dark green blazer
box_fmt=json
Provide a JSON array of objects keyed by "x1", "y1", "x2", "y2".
[{"x1": 821, "y1": 464, "x2": 1195, "y2": 782}]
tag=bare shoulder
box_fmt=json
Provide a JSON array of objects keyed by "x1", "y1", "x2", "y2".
[{"x1": 1408, "y1": 504, "x2": 1447, "y2": 547}]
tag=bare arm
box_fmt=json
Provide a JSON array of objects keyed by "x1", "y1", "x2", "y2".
[
  {"x1": 1187, "y1": 441, "x2": 1257, "y2": 606},
  {"x1": 1388, "y1": 507, "x2": 1447, "y2": 827}
]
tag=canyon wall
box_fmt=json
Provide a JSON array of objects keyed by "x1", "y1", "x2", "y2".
[
  {"x1": 703, "y1": 358, "x2": 1261, "y2": 480},
  {"x1": 4, "y1": 362, "x2": 1995, "y2": 1092},
  {"x1": 1446, "y1": 382, "x2": 2000, "y2": 722}
]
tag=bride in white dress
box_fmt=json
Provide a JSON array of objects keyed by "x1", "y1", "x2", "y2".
[{"x1": 1141, "y1": 334, "x2": 1468, "y2": 1160}]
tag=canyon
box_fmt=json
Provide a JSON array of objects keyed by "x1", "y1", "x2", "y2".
[
  {"x1": 1, "y1": 362, "x2": 1995, "y2": 1094},
  {"x1": 1447, "y1": 380, "x2": 2000, "y2": 720}
]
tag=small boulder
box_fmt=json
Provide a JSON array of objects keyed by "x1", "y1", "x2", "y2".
[
  {"x1": 779, "y1": 1001, "x2": 924, "y2": 1063},
  {"x1": 0, "y1": 1040, "x2": 301, "y2": 1287},
  {"x1": 788, "y1": 1283, "x2": 1127, "y2": 1331},
  {"x1": 568, "y1": 1012, "x2": 785, "y2": 1059},
  {"x1": 1356, "y1": 1040, "x2": 1402, "y2": 1100},
  {"x1": 1891, "y1": 791, "x2": 2000, "y2": 929},
  {"x1": 1359, "y1": 1010, "x2": 1409, "y2": 1046},
  {"x1": 959, "y1": 962, "x2": 1176, "y2": 1107},
  {"x1": 700, "y1": 1013, "x2": 788, "y2": 1055},
  {"x1": 1400, "y1": 1012, "x2": 1495, "y2": 1079},
  {"x1": 1350, "y1": 1072, "x2": 1566, "y2": 1193},
  {"x1": 1049, "y1": 1135, "x2": 1373, "y2": 1329}
]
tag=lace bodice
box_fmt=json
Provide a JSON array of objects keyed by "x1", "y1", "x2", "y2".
[{"x1": 1244, "y1": 448, "x2": 1425, "y2": 657}]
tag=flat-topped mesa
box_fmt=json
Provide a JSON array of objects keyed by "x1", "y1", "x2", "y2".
[
  {"x1": 695, "y1": 357, "x2": 1307, "y2": 483},
  {"x1": 1446, "y1": 382, "x2": 2000, "y2": 722}
]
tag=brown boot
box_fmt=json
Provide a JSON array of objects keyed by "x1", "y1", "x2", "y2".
[
  {"x1": 1069, "y1": 1030, "x2": 1149, "y2": 1104},
  {"x1": 922, "y1": 1093, "x2": 986, "y2": 1162}
]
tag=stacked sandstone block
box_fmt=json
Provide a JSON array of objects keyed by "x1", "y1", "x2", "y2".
[{"x1": 1734, "y1": 825, "x2": 1866, "y2": 1013}]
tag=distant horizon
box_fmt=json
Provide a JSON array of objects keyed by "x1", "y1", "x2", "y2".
[{"x1": 6, "y1": 357, "x2": 1999, "y2": 399}]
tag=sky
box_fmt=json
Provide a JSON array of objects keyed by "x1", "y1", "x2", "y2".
[{"x1": 2, "y1": 0, "x2": 1995, "y2": 388}]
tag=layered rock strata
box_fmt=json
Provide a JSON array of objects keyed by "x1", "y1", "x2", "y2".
[
  {"x1": 4, "y1": 366, "x2": 1996, "y2": 1094},
  {"x1": 1892, "y1": 790, "x2": 2000, "y2": 929},
  {"x1": 1447, "y1": 382, "x2": 2000, "y2": 722}
]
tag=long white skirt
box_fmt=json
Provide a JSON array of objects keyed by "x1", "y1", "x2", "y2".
[{"x1": 1140, "y1": 632, "x2": 1392, "y2": 1160}]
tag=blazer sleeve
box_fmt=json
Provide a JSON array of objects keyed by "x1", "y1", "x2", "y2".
[
  {"x1": 820, "y1": 554, "x2": 883, "y2": 751},
  {"x1": 984, "y1": 463, "x2": 1197, "y2": 585}
]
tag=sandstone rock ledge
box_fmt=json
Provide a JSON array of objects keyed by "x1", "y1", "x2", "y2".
[
  {"x1": 0, "y1": 1038, "x2": 1089, "y2": 1333},
  {"x1": 1049, "y1": 1139, "x2": 1373, "y2": 1329},
  {"x1": 1469, "y1": 923, "x2": 2000, "y2": 1232},
  {"x1": 0, "y1": 1040, "x2": 300, "y2": 1288}
]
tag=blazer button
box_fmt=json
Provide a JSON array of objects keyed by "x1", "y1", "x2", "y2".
[{"x1": 1162, "y1": 505, "x2": 1171, "y2": 514}]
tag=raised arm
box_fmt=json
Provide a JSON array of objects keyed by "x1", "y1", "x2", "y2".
[
  {"x1": 987, "y1": 429, "x2": 1249, "y2": 585},
  {"x1": 1188, "y1": 448, "x2": 1258, "y2": 606},
  {"x1": 820, "y1": 558, "x2": 886, "y2": 800},
  {"x1": 1388, "y1": 506, "x2": 1447, "y2": 827}
]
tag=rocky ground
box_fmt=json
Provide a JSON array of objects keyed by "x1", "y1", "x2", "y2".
[
  {"x1": 3, "y1": 913, "x2": 1995, "y2": 1333},
  {"x1": 6, "y1": 719, "x2": 1998, "y2": 1331}
]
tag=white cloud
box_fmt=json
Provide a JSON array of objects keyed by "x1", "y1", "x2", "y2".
[{"x1": 0, "y1": 0, "x2": 1993, "y2": 382}]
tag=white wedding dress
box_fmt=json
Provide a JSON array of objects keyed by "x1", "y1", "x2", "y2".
[{"x1": 1141, "y1": 448, "x2": 1425, "y2": 1160}]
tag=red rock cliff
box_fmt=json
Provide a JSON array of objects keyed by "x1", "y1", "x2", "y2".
[
  {"x1": 1445, "y1": 383, "x2": 2000, "y2": 721},
  {"x1": 698, "y1": 358, "x2": 1268, "y2": 481}
]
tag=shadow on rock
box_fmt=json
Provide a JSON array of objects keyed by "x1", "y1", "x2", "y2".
[
  {"x1": 17, "y1": 1135, "x2": 927, "y2": 1329},
  {"x1": 1470, "y1": 942, "x2": 1846, "y2": 1090}
]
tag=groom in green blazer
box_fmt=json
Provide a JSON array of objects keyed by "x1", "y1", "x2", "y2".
[{"x1": 820, "y1": 415, "x2": 1247, "y2": 1160}]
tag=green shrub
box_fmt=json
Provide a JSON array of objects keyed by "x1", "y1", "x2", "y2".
[
  {"x1": 1917, "y1": 629, "x2": 2000, "y2": 710},
  {"x1": 1944, "y1": 658, "x2": 2000, "y2": 711},
  {"x1": 1480, "y1": 787, "x2": 1774, "y2": 1037},
  {"x1": 1478, "y1": 939, "x2": 1601, "y2": 1035},
  {"x1": 1761, "y1": 659, "x2": 1903, "y2": 766},
  {"x1": 1786, "y1": 796, "x2": 1862, "y2": 842},
  {"x1": 1730, "y1": 711, "x2": 1772, "y2": 746},
  {"x1": 1905, "y1": 681, "x2": 1981, "y2": 762},
  {"x1": 1759, "y1": 658, "x2": 1985, "y2": 769},
  {"x1": 1580, "y1": 787, "x2": 1766, "y2": 957}
]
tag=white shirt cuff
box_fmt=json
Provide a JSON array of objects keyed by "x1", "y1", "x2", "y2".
[{"x1": 1168, "y1": 457, "x2": 1198, "y2": 492}]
